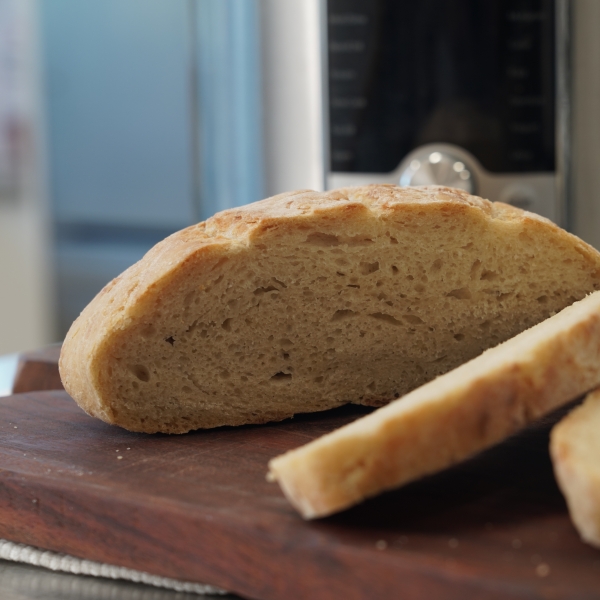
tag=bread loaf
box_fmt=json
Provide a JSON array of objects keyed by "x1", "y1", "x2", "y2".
[
  {"x1": 269, "y1": 291, "x2": 600, "y2": 518},
  {"x1": 551, "y1": 388, "x2": 600, "y2": 547},
  {"x1": 59, "y1": 185, "x2": 600, "y2": 434}
]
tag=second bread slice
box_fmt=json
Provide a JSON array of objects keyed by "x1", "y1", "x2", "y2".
[
  {"x1": 551, "y1": 388, "x2": 600, "y2": 547},
  {"x1": 268, "y1": 291, "x2": 600, "y2": 518}
]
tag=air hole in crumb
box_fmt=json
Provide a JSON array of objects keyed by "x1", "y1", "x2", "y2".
[
  {"x1": 130, "y1": 365, "x2": 150, "y2": 382},
  {"x1": 369, "y1": 312, "x2": 402, "y2": 326},
  {"x1": 254, "y1": 286, "x2": 278, "y2": 295},
  {"x1": 183, "y1": 291, "x2": 196, "y2": 307},
  {"x1": 431, "y1": 258, "x2": 443, "y2": 271},
  {"x1": 446, "y1": 288, "x2": 472, "y2": 300},
  {"x1": 182, "y1": 385, "x2": 192, "y2": 394},
  {"x1": 220, "y1": 370, "x2": 230, "y2": 379},
  {"x1": 454, "y1": 333, "x2": 465, "y2": 341},
  {"x1": 367, "y1": 381, "x2": 376, "y2": 392},
  {"x1": 336, "y1": 271, "x2": 346, "y2": 276},
  {"x1": 165, "y1": 336, "x2": 175, "y2": 345},
  {"x1": 332, "y1": 309, "x2": 359, "y2": 321},
  {"x1": 470, "y1": 260, "x2": 481, "y2": 279},
  {"x1": 305, "y1": 232, "x2": 340, "y2": 246},
  {"x1": 210, "y1": 257, "x2": 229, "y2": 271},
  {"x1": 359, "y1": 261, "x2": 380, "y2": 275},
  {"x1": 279, "y1": 338, "x2": 293, "y2": 347},
  {"x1": 480, "y1": 269, "x2": 498, "y2": 281},
  {"x1": 270, "y1": 372, "x2": 292, "y2": 382},
  {"x1": 221, "y1": 318, "x2": 232, "y2": 331},
  {"x1": 403, "y1": 314, "x2": 423, "y2": 325},
  {"x1": 346, "y1": 235, "x2": 374, "y2": 246},
  {"x1": 391, "y1": 266, "x2": 399, "y2": 275},
  {"x1": 389, "y1": 237, "x2": 398, "y2": 244},
  {"x1": 314, "y1": 376, "x2": 324, "y2": 384},
  {"x1": 537, "y1": 295, "x2": 548, "y2": 304}
]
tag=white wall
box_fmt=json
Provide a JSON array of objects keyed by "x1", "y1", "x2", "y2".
[
  {"x1": 0, "y1": 0, "x2": 55, "y2": 354},
  {"x1": 259, "y1": 0, "x2": 326, "y2": 197}
]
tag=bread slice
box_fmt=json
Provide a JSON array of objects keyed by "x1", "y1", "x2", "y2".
[
  {"x1": 550, "y1": 388, "x2": 600, "y2": 547},
  {"x1": 59, "y1": 185, "x2": 600, "y2": 434},
  {"x1": 268, "y1": 291, "x2": 600, "y2": 518}
]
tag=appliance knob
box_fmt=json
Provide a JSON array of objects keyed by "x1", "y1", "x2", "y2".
[{"x1": 399, "y1": 150, "x2": 475, "y2": 194}]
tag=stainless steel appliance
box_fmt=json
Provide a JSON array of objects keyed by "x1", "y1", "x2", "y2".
[{"x1": 324, "y1": 0, "x2": 568, "y2": 224}]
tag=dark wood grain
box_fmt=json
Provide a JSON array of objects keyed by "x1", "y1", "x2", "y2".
[
  {"x1": 1, "y1": 389, "x2": 599, "y2": 600},
  {"x1": 12, "y1": 345, "x2": 63, "y2": 394}
]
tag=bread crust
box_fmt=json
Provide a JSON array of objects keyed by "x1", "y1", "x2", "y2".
[
  {"x1": 59, "y1": 185, "x2": 600, "y2": 433},
  {"x1": 551, "y1": 388, "x2": 600, "y2": 547},
  {"x1": 268, "y1": 291, "x2": 600, "y2": 518}
]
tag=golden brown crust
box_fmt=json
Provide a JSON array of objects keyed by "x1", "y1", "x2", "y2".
[
  {"x1": 59, "y1": 185, "x2": 600, "y2": 433},
  {"x1": 268, "y1": 292, "x2": 600, "y2": 518},
  {"x1": 551, "y1": 388, "x2": 600, "y2": 547}
]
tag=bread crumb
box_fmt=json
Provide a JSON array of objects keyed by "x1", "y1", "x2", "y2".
[
  {"x1": 375, "y1": 540, "x2": 387, "y2": 550},
  {"x1": 117, "y1": 456, "x2": 123, "y2": 460}
]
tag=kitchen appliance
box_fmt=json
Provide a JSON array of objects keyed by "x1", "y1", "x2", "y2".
[{"x1": 324, "y1": 0, "x2": 568, "y2": 225}]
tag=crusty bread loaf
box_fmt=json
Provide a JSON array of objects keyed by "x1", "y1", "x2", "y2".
[
  {"x1": 268, "y1": 291, "x2": 600, "y2": 518},
  {"x1": 59, "y1": 185, "x2": 600, "y2": 434},
  {"x1": 551, "y1": 388, "x2": 600, "y2": 547}
]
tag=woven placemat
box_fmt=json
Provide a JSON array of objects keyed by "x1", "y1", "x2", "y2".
[{"x1": 0, "y1": 538, "x2": 226, "y2": 595}]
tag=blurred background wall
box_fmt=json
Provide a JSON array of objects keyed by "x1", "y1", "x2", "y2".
[
  {"x1": 0, "y1": 0, "x2": 54, "y2": 355},
  {"x1": 0, "y1": 0, "x2": 323, "y2": 354},
  {"x1": 0, "y1": 0, "x2": 599, "y2": 355}
]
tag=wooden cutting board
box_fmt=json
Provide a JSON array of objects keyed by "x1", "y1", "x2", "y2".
[{"x1": 1, "y1": 352, "x2": 600, "y2": 599}]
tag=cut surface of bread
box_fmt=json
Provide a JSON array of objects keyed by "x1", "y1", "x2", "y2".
[
  {"x1": 268, "y1": 291, "x2": 600, "y2": 519},
  {"x1": 59, "y1": 185, "x2": 600, "y2": 434},
  {"x1": 551, "y1": 388, "x2": 600, "y2": 547}
]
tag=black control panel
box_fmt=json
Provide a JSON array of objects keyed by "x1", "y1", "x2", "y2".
[{"x1": 327, "y1": 0, "x2": 556, "y2": 174}]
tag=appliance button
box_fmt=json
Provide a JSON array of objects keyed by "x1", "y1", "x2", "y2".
[{"x1": 399, "y1": 150, "x2": 475, "y2": 193}]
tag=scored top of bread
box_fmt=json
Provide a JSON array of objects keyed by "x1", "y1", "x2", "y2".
[
  {"x1": 59, "y1": 185, "x2": 600, "y2": 434},
  {"x1": 269, "y1": 291, "x2": 600, "y2": 519},
  {"x1": 551, "y1": 388, "x2": 600, "y2": 547}
]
